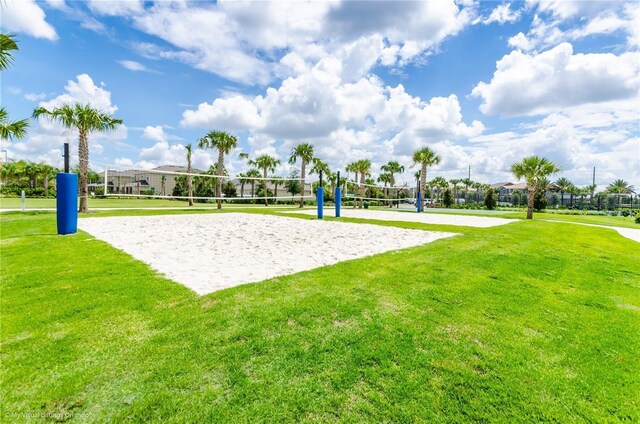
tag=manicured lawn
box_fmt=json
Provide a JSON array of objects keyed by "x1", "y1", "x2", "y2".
[{"x1": 2, "y1": 210, "x2": 639, "y2": 422}]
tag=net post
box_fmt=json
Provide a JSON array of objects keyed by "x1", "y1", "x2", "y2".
[
  {"x1": 335, "y1": 171, "x2": 341, "y2": 218},
  {"x1": 317, "y1": 170, "x2": 324, "y2": 219},
  {"x1": 417, "y1": 190, "x2": 422, "y2": 213},
  {"x1": 103, "y1": 167, "x2": 108, "y2": 195}
]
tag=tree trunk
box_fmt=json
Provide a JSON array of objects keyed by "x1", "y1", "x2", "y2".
[
  {"x1": 527, "y1": 185, "x2": 534, "y2": 219},
  {"x1": 78, "y1": 129, "x2": 89, "y2": 212},
  {"x1": 43, "y1": 175, "x2": 49, "y2": 197},
  {"x1": 420, "y1": 163, "x2": 427, "y2": 212},
  {"x1": 263, "y1": 168, "x2": 269, "y2": 206},
  {"x1": 353, "y1": 172, "x2": 358, "y2": 208},
  {"x1": 240, "y1": 183, "x2": 245, "y2": 199},
  {"x1": 187, "y1": 157, "x2": 193, "y2": 207},
  {"x1": 216, "y1": 150, "x2": 224, "y2": 209},
  {"x1": 299, "y1": 162, "x2": 305, "y2": 208},
  {"x1": 274, "y1": 183, "x2": 278, "y2": 203},
  {"x1": 251, "y1": 182, "x2": 255, "y2": 201},
  {"x1": 359, "y1": 173, "x2": 365, "y2": 209}
]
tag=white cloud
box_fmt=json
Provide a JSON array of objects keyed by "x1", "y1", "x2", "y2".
[
  {"x1": 479, "y1": 3, "x2": 521, "y2": 25},
  {"x1": 181, "y1": 97, "x2": 263, "y2": 131},
  {"x1": 95, "y1": 0, "x2": 475, "y2": 85},
  {"x1": 24, "y1": 93, "x2": 47, "y2": 102},
  {"x1": 1, "y1": 0, "x2": 58, "y2": 40},
  {"x1": 39, "y1": 73, "x2": 119, "y2": 114},
  {"x1": 472, "y1": 43, "x2": 640, "y2": 116},
  {"x1": 117, "y1": 60, "x2": 151, "y2": 72},
  {"x1": 87, "y1": 0, "x2": 144, "y2": 16},
  {"x1": 511, "y1": 0, "x2": 639, "y2": 51},
  {"x1": 142, "y1": 126, "x2": 167, "y2": 143},
  {"x1": 181, "y1": 59, "x2": 484, "y2": 181}
]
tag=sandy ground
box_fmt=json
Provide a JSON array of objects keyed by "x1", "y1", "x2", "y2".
[
  {"x1": 289, "y1": 209, "x2": 518, "y2": 228},
  {"x1": 78, "y1": 213, "x2": 456, "y2": 295}
]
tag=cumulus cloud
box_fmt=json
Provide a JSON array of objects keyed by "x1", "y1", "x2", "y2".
[
  {"x1": 1, "y1": 0, "x2": 58, "y2": 40},
  {"x1": 472, "y1": 43, "x2": 640, "y2": 116},
  {"x1": 24, "y1": 93, "x2": 47, "y2": 102},
  {"x1": 181, "y1": 58, "x2": 484, "y2": 180},
  {"x1": 478, "y1": 3, "x2": 521, "y2": 25},
  {"x1": 117, "y1": 60, "x2": 152, "y2": 73},
  {"x1": 509, "y1": 0, "x2": 639, "y2": 51},
  {"x1": 77, "y1": 0, "x2": 476, "y2": 85}
]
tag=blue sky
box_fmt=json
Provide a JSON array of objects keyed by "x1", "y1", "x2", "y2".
[{"x1": 2, "y1": 0, "x2": 639, "y2": 189}]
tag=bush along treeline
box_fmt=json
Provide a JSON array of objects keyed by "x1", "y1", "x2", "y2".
[{"x1": 0, "y1": 160, "x2": 61, "y2": 197}]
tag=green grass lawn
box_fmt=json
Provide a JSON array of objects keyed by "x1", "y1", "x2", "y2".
[{"x1": 2, "y1": 210, "x2": 639, "y2": 422}]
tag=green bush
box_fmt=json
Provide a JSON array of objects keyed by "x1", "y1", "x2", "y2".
[
  {"x1": 635, "y1": 213, "x2": 640, "y2": 224},
  {"x1": 484, "y1": 189, "x2": 497, "y2": 210},
  {"x1": 443, "y1": 189, "x2": 454, "y2": 208}
]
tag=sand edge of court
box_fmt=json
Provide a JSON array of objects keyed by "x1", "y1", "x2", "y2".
[{"x1": 78, "y1": 213, "x2": 458, "y2": 294}]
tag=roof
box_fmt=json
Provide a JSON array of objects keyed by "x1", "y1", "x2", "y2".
[
  {"x1": 504, "y1": 182, "x2": 528, "y2": 190},
  {"x1": 490, "y1": 181, "x2": 512, "y2": 189}
]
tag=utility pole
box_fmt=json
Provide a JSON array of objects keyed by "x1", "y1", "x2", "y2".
[{"x1": 468, "y1": 165, "x2": 471, "y2": 180}]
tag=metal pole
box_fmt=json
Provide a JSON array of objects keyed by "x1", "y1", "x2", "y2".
[
  {"x1": 21, "y1": 190, "x2": 26, "y2": 211},
  {"x1": 335, "y1": 171, "x2": 341, "y2": 218},
  {"x1": 63, "y1": 143, "x2": 70, "y2": 173}
]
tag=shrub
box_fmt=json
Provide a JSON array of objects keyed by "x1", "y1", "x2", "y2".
[
  {"x1": 533, "y1": 191, "x2": 547, "y2": 211},
  {"x1": 635, "y1": 213, "x2": 640, "y2": 224},
  {"x1": 484, "y1": 189, "x2": 496, "y2": 210},
  {"x1": 442, "y1": 189, "x2": 454, "y2": 208}
]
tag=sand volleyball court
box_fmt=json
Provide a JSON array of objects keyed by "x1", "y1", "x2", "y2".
[
  {"x1": 291, "y1": 209, "x2": 518, "y2": 227},
  {"x1": 78, "y1": 213, "x2": 456, "y2": 295}
]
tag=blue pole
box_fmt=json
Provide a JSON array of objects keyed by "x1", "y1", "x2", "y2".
[
  {"x1": 317, "y1": 186, "x2": 324, "y2": 219},
  {"x1": 417, "y1": 190, "x2": 422, "y2": 213},
  {"x1": 335, "y1": 187, "x2": 342, "y2": 217},
  {"x1": 56, "y1": 172, "x2": 78, "y2": 235}
]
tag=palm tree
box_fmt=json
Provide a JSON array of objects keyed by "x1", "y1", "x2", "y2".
[
  {"x1": 432, "y1": 176, "x2": 448, "y2": 204},
  {"x1": 249, "y1": 154, "x2": 281, "y2": 206},
  {"x1": 412, "y1": 147, "x2": 441, "y2": 212},
  {"x1": 198, "y1": 131, "x2": 238, "y2": 209},
  {"x1": 607, "y1": 179, "x2": 635, "y2": 208},
  {"x1": 185, "y1": 144, "x2": 194, "y2": 206},
  {"x1": 238, "y1": 172, "x2": 250, "y2": 199},
  {"x1": 450, "y1": 179, "x2": 462, "y2": 204},
  {"x1": 288, "y1": 143, "x2": 315, "y2": 208},
  {"x1": 0, "y1": 108, "x2": 28, "y2": 142},
  {"x1": 461, "y1": 177, "x2": 474, "y2": 203},
  {"x1": 41, "y1": 164, "x2": 59, "y2": 196},
  {"x1": 381, "y1": 161, "x2": 404, "y2": 207},
  {"x1": 353, "y1": 159, "x2": 372, "y2": 208},
  {"x1": 160, "y1": 175, "x2": 167, "y2": 196},
  {"x1": 24, "y1": 162, "x2": 40, "y2": 189},
  {"x1": 607, "y1": 179, "x2": 634, "y2": 194},
  {"x1": 378, "y1": 172, "x2": 392, "y2": 205},
  {"x1": 472, "y1": 181, "x2": 483, "y2": 203},
  {"x1": 0, "y1": 33, "x2": 19, "y2": 71},
  {"x1": 246, "y1": 168, "x2": 261, "y2": 200},
  {"x1": 554, "y1": 177, "x2": 572, "y2": 208},
  {"x1": 33, "y1": 104, "x2": 122, "y2": 212},
  {"x1": 271, "y1": 176, "x2": 284, "y2": 202},
  {"x1": 511, "y1": 156, "x2": 560, "y2": 219}
]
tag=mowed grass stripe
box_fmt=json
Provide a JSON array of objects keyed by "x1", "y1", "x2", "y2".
[{"x1": 1, "y1": 211, "x2": 639, "y2": 422}]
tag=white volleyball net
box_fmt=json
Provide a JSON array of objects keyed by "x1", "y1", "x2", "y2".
[
  {"x1": 342, "y1": 180, "x2": 417, "y2": 207},
  {"x1": 90, "y1": 162, "x2": 316, "y2": 204}
]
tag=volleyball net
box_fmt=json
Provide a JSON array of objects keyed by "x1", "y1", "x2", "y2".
[
  {"x1": 87, "y1": 161, "x2": 420, "y2": 208},
  {"x1": 90, "y1": 162, "x2": 315, "y2": 204}
]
